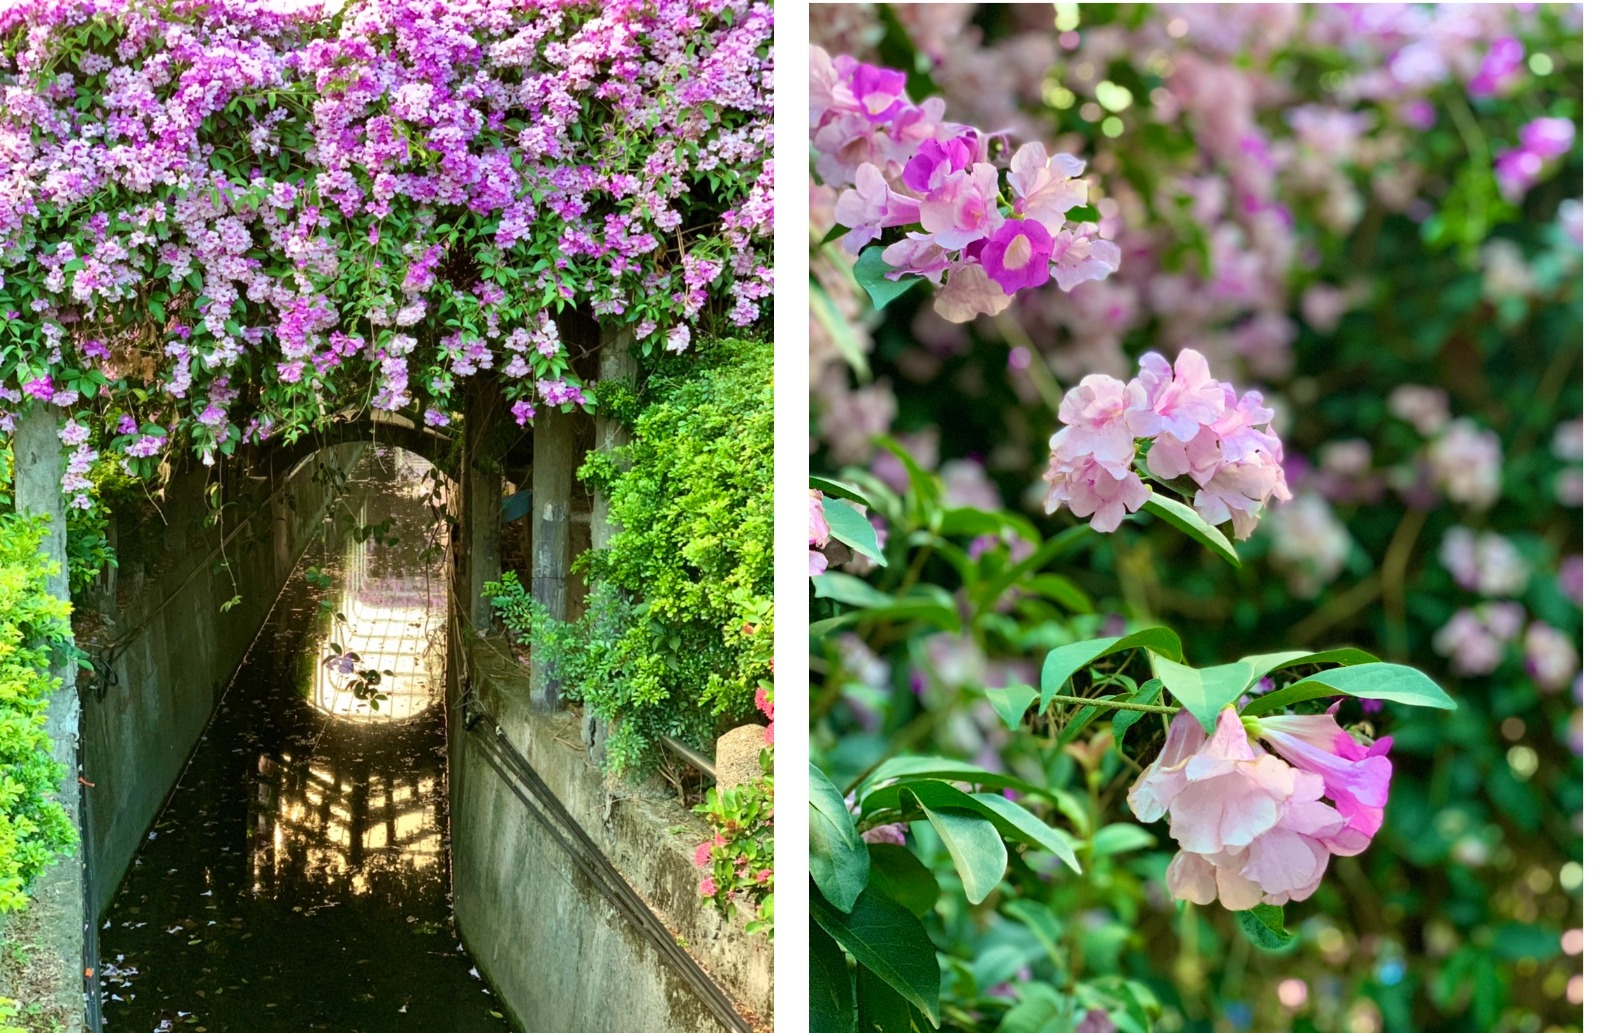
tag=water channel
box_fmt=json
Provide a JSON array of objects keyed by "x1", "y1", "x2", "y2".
[{"x1": 100, "y1": 447, "x2": 514, "y2": 1033}]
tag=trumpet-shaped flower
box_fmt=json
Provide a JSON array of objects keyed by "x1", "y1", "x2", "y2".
[{"x1": 979, "y1": 219, "x2": 1054, "y2": 295}]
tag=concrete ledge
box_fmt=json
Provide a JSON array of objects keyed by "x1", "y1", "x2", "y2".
[{"x1": 452, "y1": 632, "x2": 773, "y2": 1030}]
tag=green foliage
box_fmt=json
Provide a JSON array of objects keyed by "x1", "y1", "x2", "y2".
[
  {"x1": 575, "y1": 340, "x2": 774, "y2": 769},
  {"x1": 0, "y1": 514, "x2": 77, "y2": 912},
  {"x1": 694, "y1": 759, "x2": 774, "y2": 937}
]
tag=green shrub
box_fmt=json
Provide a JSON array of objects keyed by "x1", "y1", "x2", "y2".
[
  {"x1": 489, "y1": 339, "x2": 774, "y2": 774},
  {"x1": 0, "y1": 514, "x2": 77, "y2": 911}
]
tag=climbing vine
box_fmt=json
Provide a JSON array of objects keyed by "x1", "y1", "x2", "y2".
[{"x1": 0, "y1": 0, "x2": 773, "y2": 500}]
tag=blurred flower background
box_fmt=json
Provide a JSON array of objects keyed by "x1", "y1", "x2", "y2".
[{"x1": 809, "y1": 4, "x2": 1581, "y2": 1031}]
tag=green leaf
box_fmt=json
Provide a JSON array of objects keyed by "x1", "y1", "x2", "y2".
[
  {"x1": 810, "y1": 475, "x2": 871, "y2": 507},
  {"x1": 1140, "y1": 493, "x2": 1240, "y2": 568},
  {"x1": 810, "y1": 764, "x2": 870, "y2": 912},
  {"x1": 863, "y1": 781, "x2": 1080, "y2": 873},
  {"x1": 916, "y1": 802, "x2": 1008, "y2": 904},
  {"x1": 1236, "y1": 903, "x2": 1296, "y2": 951},
  {"x1": 968, "y1": 792, "x2": 1081, "y2": 873},
  {"x1": 1039, "y1": 628, "x2": 1184, "y2": 710},
  {"x1": 810, "y1": 919, "x2": 857, "y2": 1033},
  {"x1": 1020, "y1": 573, "x2": 1093, "y2": 614},
  {"x1": 988, "y1": 683, "x2": 1038, "y2": 731},
  {"x1": 822, "y1": 496, "x2": 886, "y2": 566},
  {"x1": 867, "y1": 843, "x2": 940, "y2": 916},
  {"x1": 996, "y1": 984, "x2": 1070, "y2": 1033},
  {"x1": 858, "y1": 964, "x2": 938, "y2": 1033},
  {"x1": 811, "y1": 572, "x2": 891, "y2": 609},
  {"x1": 853, "y1": 246, "x2": 921, "y2": 310},
  {"x1": 1151, "y1": 655, "x2": 1256, "y2": 734},
  {"x1": 1243, "y1": 662, "x2": 1456, "y2": 716},
  {"x1": 1002, "y1": 899, "x2": 1066, "y2": 970},
  {"x1": 811, "y1": 883, "x2": 942, "y2": 1026},
  {"x1": 856, "y1": 756, "x2": 1045, "y2": 798},
  {"x1": 1236, "y1": 647, "x2": 1382, "y2": 688},
  {"x1": 1112, "y1": 680, "x2": 1165, "y2": 750},
  {"x1": 147, "y1": 298, "x2": 166, "y2": 323},
  {"x1": 1089, "y1": 823, "x2": 1156, "y2": 857}
]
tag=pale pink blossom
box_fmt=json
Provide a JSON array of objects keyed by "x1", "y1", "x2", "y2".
[
  {"x1": 1126, "y1": 350, "x2": 1226, "y2": 443},
  {"x1": 1005, "y1": 141, "x2": 1088, "y2": 234},
  {"x1": 808, "y1": 489, "x2": 830, "y2": 576},
  {"x1": 835, "y1": 163, "x2": 921, "y2": 256},
  {"x1": 932, "y1": 260, "x2": 1012, "y2": 322},
  {"x1": 1050, "y1": 225, "x2": 1121, "y2": 293},
  {"x1": 1042, "y1": 455, "x2": 1150, "y2": 533},
  {"x1": 1250, "y1": 705, "x2": 1393, "y2": 849},
  {"x1": 1050, "y1": 374, "x2": 1143, "y2": 468}
]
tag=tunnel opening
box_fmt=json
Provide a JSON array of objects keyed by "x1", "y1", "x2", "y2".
[{"x1": 95, "y1": 446, "x2": 512, "y2": 1031}]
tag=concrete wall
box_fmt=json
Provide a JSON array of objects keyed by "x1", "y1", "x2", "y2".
[
  {"x1": 448, "y1": 633, "x2": 774, "y2": 1033},
  {"x1": 80, "y1": 445, "x2": 364, "y2": 917}
]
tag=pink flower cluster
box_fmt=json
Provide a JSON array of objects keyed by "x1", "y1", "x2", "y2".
[
  {"x1": 810, "y1": 49, "x2": 1120, "y2": 323},
  {"x1": 807, "y1": 489, "x2": 830, "y2": 576},
  {"x1": 1495, "y1": 117, "x2": 1576, "y2": 202},
  {"x1": 0, "y1": 0, "x2": 773, "y2": 485},
  {"x1": 1130, "y1": 706, "x2": 1391, "y2": 911},
  {"x1": 1043, "y1": 349, "x2": 1290, "y2": 538}
]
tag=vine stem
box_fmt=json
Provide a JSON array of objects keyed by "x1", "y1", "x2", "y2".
[{"x1": 1055, "y1": 694, "x2": 1179, "y2": 715}]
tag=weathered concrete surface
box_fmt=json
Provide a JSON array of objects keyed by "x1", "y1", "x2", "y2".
[
  {"x1": 528, "y1": 409, "x2": 575, "y2": 710},
  {"x1": 80, "y1": 445, "x2": 365, "y2": 917},
  {"x1": 450, "y1": 633, "x2": 774, "y2": 1033},
  {"x1": 0, "y1": 409, "x2": 85, "y2": 1030},
  {"x1": 461, "y1": 378, "x2": 503, "y2": 632}
]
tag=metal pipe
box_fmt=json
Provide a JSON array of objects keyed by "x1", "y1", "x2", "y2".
[{"x1": 660, "y1": 735, "x2": 715, "y2": 779}]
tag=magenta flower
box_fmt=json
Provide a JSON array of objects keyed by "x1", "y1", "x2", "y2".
[
  {"x1": 1249, "y1": 704, "x2": 1393, "y2": 850},
  {"x1": 902, "y1": 137, "x2": 979, "y2": 194},
  {"x1": 979, "y1": 219, "x2": 1054, "y2": 295},
  {"x1": 1521, "y1": 116, "x2": 1575, "y2": 160},
  {"x1": 510, "y1": 399, "x2": 535, "y2": 426},
  {"x1": 1468, "y1": 36, "x2": 1524, "y2": 98},
  {"x1": 22, "y1": 376, "x2": 52, "y2": 401},
  {"x1": 846, "y1": 63, "x2": 909, "y2": 124},
  {"x1": 693, "y1": 841, "x2": 713, "y2": 867}
]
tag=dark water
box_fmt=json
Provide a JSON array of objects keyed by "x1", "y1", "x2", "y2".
[{"x1": 100, "y1": 448, "x2": 513, "y2": 1033}]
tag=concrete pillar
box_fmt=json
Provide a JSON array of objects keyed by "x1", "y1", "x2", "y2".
[
  {"x1": 5, "y1": 407, "x2": 86, "y2": 1030},
  {"x1": 461, "y1": 378, "x2": 503, "y2": 633},
  {"x1": 581, "y1": 326, "x2": 637, "y2": 763},
  {"x1": 529, "y1": 407, "x2": 575, "y2": 710}
]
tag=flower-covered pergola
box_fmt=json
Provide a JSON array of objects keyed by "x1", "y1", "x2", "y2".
[{"x1": 0, "y1": 0, "x2": 774, "y2": 501}]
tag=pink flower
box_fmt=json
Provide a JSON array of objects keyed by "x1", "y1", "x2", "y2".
[
  {"x1": 1050, "y1": 373, "x2": 1142, "y2": 468},
  {"x1": 846, "y1": 62, "x2": 909, "y2": 124},
  {"x1": 862, "y1": 823, "x2": 906, "y2": 846},
  {"x1": 693, "y1": 841, "x2": 714, "y2": 867},
  {"x1": 1005, "y1": 142, "x2": 1088, "y2": 234},
  {"x1": 902, "y1": 137, "x2": 979, "y2": 194},
  {"x1": 1050, "y1": 225, "x2": 1121, "y2": 293},
  {"x1": 22, "y1": 376, "x2": 52, "y2": 401},
  {"x1": 1130, "y1": 709, "x2": 1352, "y2": 910},
  {"x1": 1521, "y1": 116, "x2": 1575, "y2": 160},
  {"x1": 835, "y1": 163, "x2": 922, "y2": 256},
  {"x1": 808, "y1": 489, "x2": 830, "y2": 576},
  {"x1": 931, "y1": 260, "x2": 1012, "y2": 323},
  {"x1": 698, "y1": 877, "x2": 717, "y2": 897},
  {"x1": 1249, "y1": 704, "x2": 1393, "y2": 850},
  {"x1": 918, "y1": 164, "x2": 1002, "y2": 250},
  {"x1": 1042, "y1": 455, "x2": 1150, "y2": 533},
  {"x1": 979, "y1": 219, "x2": 1054, "y2": 295},
  {"x1": 1126, "y1": 350, "x2": 1227, "y2": 443},
  {"x1": 881, "y1": 234, "x2": 953, "y2": 283}
]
